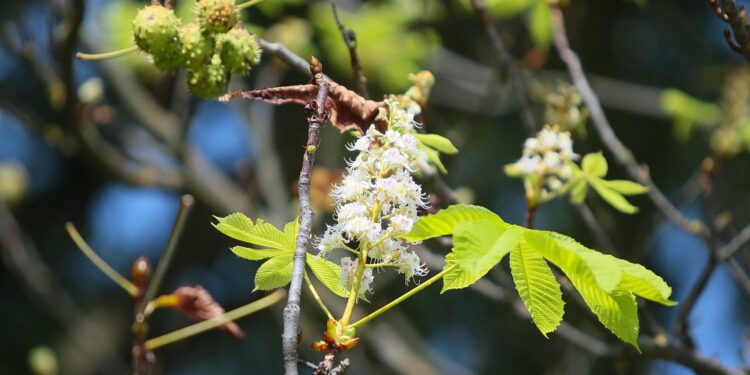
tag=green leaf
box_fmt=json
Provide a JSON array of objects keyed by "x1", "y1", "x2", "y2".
[
  {"x1": 232, "y1": 246, "x2": 293, "y2": 260},
  {"x1": 254, "y1": 254, "x2": 294, "y2": 291},
  {"x1": 306, "y1": 254, "x2": 349, "y2": 298},
  {"x1": 403, "y1": 204, "x2": 504, "y2": 242},
  {"x1": 415, "y1": 133, "x2": 459, "y2": 154},
  {"x1": 486, "y1": 0, "x2": 534, "y2": 17},
  {"x1": 524, "y1": 230, "x2": 639, "y2": 348},
  {"x1": 570, "y1": 179, "x2": 588, "y2": 204},
  {"x1": 614, "y1": 259, "x2": 676, "y2": 306},
  {"x1": 510, "y1": 240, "x2": 564, "y2": 336},
  {"x1": 529, "y1": 0, "x2": 552, "y2": 49},
  {"x1": 442, "y1": 222, "x2": 523, "y2": 292},
  {"x1": 574, "y1": 283, "x2": 641, "y2": 349},
  {"x1": 283, "y1": 216, "x2": 300, "y2": 243},
  {"x1": 214, "y1": 214, "x2": 296, "y2": 250},
  {"x1": 603, "y1": 180, "x2": 649, "y2": 195},
  {"x1": 588, "y1": 178, "x2": 639, "y2": 214},
  {"x1": 525, "y1": 230, "x2": 622, "y2": 292},
  {"x1": 581, "y1": 152, "x2": 608, "y2": 178},
  {"x1": 422, "y1": 144, "x2": 448, "y2": 174},
  {"x1": 660, "y1": 89, "x2": 721, "y2": 141}
]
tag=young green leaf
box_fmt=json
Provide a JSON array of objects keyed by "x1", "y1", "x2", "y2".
[
  {"x1": 603, "y1": 180, "x2": 649, "y2": 195},
  {"x1": 214, "y1": 214, "x2": 296, "y2": 250},
  {"x1": 416, "y1": 133, "x2": 459, "y2": 154},
  {"x1": 306, "y1": 254, "x2": 349, "y2": 298},
  {"x1": 529, "y1": 0, "x2": 553, "y2": 49},
  {"x1": 574, "y1": 281, "x2": 640, "y2": 349},
  {"x1": 254, "y1": 254, "x2": 294, "y2": 291},
  {"x1": 487, "y1": 0, "x2": 534, "y2": 17},
  {"x1": 403, "y1": 204, "x2": 504, "y2": 242},
  {"x1": 421, "y1": 144, "x2": 448, "y2": 174},
  {"x1": 614, "y1": 259, "x2": 676, "y2": 306},
  {"x1": 510, "y1": 240, "x2": 564, "y2": 336},
  {"x1": 525, "y1": 230, "x2": 622, "y2": 292},
  {"x1": 588, "y1": 178, "x2": 639, "y2": 214},
  {"x1": 231, "y1": 246, "x2": 293, "y2": 260},
  {"x1": 569, "y1": 179, "x2": 588, "y2": 205},
  {"x1": 581, "y1": 152, "x2": 608, "y2": 178},
  {"x1": 442, "y1": 222, "x2": 523, "y2": 293}
]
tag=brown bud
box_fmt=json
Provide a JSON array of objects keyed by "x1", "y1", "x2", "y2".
[{"x1": 131, "y1": 257, "x2": 152, "y2": 292}]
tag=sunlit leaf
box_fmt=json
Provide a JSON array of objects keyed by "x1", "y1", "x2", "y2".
[
  {"x1": 254, "y1": 254, "x2": 294, "y2": 291},
  {"x1": 306, "y1": 254, "x2": 349, "y2": 298},
  {"x1": 232, "y1": 246, "x2": 293, "y2": 260},
  {"x1": 510, "y1": 240, "x2": 564, "y2": 336},
  {"x1": 581, "y1": 152, "x2": 608, "y2": 178},
  {"x1": 214, "y1": 214, "x2": 296, "y2": 250},
  {"x1": 416, "y1": 133, "x2": 459, "y2": 154},
  {"x1": 403, "y1": 204, "x2": 504, "y2": 242}
]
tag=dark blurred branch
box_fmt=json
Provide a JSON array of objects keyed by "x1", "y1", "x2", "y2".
[
  {"x1": 332, "y1": 4, "x2": 369, "y2": 98},
  {"x1": 709, "y1": 0, "x2": 750, "y2": 62},
  {"x1": 469, "y1": 0, "x2": 537, "y2": 134},
  {"x1": 282, "y1": 58, "x2": 330, "y2": 375},
  {"x1": 638, "y1": 336, "x2": 745, "y2": 375},
  {"x1": 550, "y1": 7, "x2": 710, "y2": 239},
  {"x1": 719, "y1": 222, "x2": 750, "y2": 260}
]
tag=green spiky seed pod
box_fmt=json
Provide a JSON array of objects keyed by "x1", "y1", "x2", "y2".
[
  {"x1": 179, "y1": 22, "x2": 215, "y2": 68},
  {"x1": 196, "y1": 0, "x2": 237, "y2": 34},
  {"x1": 132, "y1": 5, "x2": 181, "y2": 56},
  {"x1": 151, "y1": 52, "x2": 183, "y2": 71},
  {"x1": 216, "y1": 27, "x2": 261, "y2": 74},
  {"x1": 187, "y1": 54, "x2": 229, "y2": 99}
]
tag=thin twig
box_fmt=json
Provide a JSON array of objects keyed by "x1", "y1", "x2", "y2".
[
  {"x1": 550, "y1": 6, "x2": 709, "y2": 239},
  {"x1": 140, "y1": 194, "x2": 195, "y2": 310},
  {"x1": 719, "y1": 222, "x2": 750, "y2": 260},
  {"x1": 469, "y1": 0, "x2": 537, "y2": 134},
  {"x1": 145, "y1": 290, "x2": 286, "y2": 350},
  {"x1": 332, "y1": 4, "x2": 369, "y2": 98},
  {"x1": 638, "y1": 336, "x2": 744, "y2": 375},
  {"x1": 282, "y1": 57, "x2": 330, "y2": 375}
]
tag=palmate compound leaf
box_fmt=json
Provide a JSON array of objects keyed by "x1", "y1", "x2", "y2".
[
  {"x1": 403, "y1": 204, "x2": 504, "y2": 242},
  {"x1": 306, "y1": 254, "x2": 349, "y2": 298},
  {"x1": 442, "y1": 221, "x2": 523, "y2": 292},
  {"x1": 254, "y1": 254, "x2": 294, "y2": 291},
  {"x1": 510, "y1": 240, "x2": 564, "y2": 336},
  {"x1": 214, "y1": 213, "x2": 297, "y2": 251}
]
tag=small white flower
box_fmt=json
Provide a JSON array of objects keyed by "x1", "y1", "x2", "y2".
[{"x1": 389, "y1": 214, "x2": 414, "y2": 234}]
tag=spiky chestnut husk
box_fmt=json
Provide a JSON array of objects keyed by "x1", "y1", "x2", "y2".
[
  {"x1": 196, "y1": 0, "x2": 237, "y2": 34},
  {"x1": 216, "y1": 27, "x2": 261, "y2": 74},
  {"x1": 179, "y1": 22, "x2": 215, "y2": 68},
  {"x1": 132, "y1": 5, "x2": 181, "y2": 56},
  {"x1": 187, "y1": 54, "x2": 229, "y2": 99}
]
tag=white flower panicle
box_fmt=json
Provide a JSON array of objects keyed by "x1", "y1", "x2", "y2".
[
  {"x1": 510, "y1": 125, "x2": 578, "y2": 198},
  {"x1": 316, "y1": 100, "x2": 429, "y2": 294}
]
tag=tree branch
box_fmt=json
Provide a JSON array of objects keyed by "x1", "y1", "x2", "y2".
[
  {"x1": 282, "y1": 57, "x2": 330, "y2": 375},
  {"x1": 469, "y1": 0, "x2": 537, "y2": 134},
  {"x1": 331, "y1": 4, "x2": 369, "y2": 98},
  {"x1": 709, "y1": 0, "x2": 750, "y2": 63},
  {"x1": 550, "y1": 6, "x2": 710, "y2": 239}
]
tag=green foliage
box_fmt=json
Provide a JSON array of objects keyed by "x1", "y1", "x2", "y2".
[
  {"x1": 569, "y1": 152, "x2": 649, "y2": 214},
  {"x1": 309, "y1": 2, "x2": 440, "y2": 91},
  {"x1": 403, "y1": 204, "x2": 676, "y2": 347},
  {"x1": 416, "y1": 133, "x2": 459, "y2": 174},
  {"x1": 528, "y1": 1, "x2": 552, "y2": 49},
  {"x1": 216, "y1": 214, "x2": 347, "y2": 296},
  {"x1": 510, "y1": 241, "x2": 564, "y2": 336},
  {"x1": 660, "y1": 89, "x2": 721, "y2": 142},
  {"x1": 486, "y1": 0, "x2": 551, "y2": 49}
]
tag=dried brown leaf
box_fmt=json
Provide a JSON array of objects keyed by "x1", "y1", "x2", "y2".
[{"x1": 170, "y1": 285, "x2": 245, "y2": 339}]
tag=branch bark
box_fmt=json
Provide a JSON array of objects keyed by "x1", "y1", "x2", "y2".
[
  {"x1": 282, "y1": 58, "x2": 330, "y2": 375},
  {"x1": 550, "y1": 6, "x2": 710, "y2": 239}
]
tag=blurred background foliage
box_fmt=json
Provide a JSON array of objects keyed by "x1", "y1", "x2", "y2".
[{"x1": 1, "y1": 0, "x2": 750, "y2": 374}]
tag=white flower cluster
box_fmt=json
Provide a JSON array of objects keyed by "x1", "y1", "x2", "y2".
[
  {"x1": 317, "y1": 100, "x2": 429, "y2": 296},
  {"x1": 511, "y1": 125, "x2": 578, "y2": 196}
]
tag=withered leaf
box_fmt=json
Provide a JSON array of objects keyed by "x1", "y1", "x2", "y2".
[
  {"x1": 170, "y1": 285, "x2": 245, "y2": 339},
  {"x1": 221, "y1": 81, "x2": 386, "y2": 133}
]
